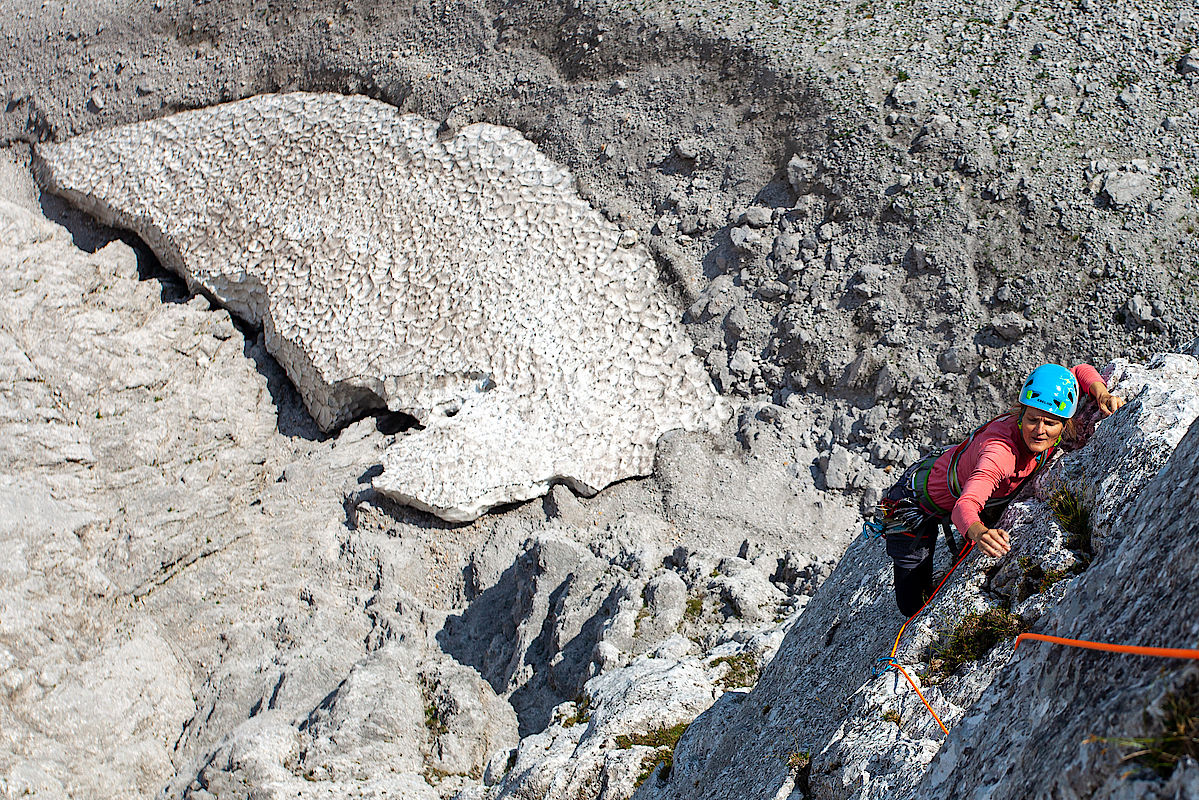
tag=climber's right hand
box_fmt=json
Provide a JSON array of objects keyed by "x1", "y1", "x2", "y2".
[{"x1": 967, "y1": 523, "x2": 1010, "y2": 558}]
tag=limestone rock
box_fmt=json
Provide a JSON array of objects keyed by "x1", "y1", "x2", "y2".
[
  {"x1": 653, "y1": 350, "x2": 1199, "y2": 800},
  {"x1": 1102, "y1": 171, "x2": 1152, "y2": 208},
  {"x1": 1124, "y1": 294, "x2": 1160, "y2": 328},
  {"x1": 820, "y1": 445, "x2": 853, "y2": 490},
  {"x1": 8, "y1": 625, "x2": 193, "y2": 799},
  {"x1": 34, "y1": 92, "x2": 727, "y2": 521}
]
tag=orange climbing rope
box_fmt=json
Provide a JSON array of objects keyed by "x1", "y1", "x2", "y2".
[
  {"x1": 879, "y1": 539, "x2": 1199, "y2": 737},
  {"x1": 1014, "y1": 633, "x2": 1199, "y2": 660},
  {"x1": 874, "y1": 540, "x2": 975, "y2": 736},
  {"x1": 889, "y1": 541, "x2": 975, "y2": 661},
  {"x1": 887, "y1": 659, "x2": 950, "y2": 735}
]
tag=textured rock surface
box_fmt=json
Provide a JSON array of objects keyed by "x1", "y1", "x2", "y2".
[
  {"x1": 33, "y1": 92, "x2": 726, "y2": 521},
  {"x1": 0, "y1": 160, "x2": 852, "y2": 800},
  {"x1": 650, "y1": 350, "x2": 1199, "y2": 800},
  {"x1": 4, "y1": 1, "x2": 1199, "y2": 798}
]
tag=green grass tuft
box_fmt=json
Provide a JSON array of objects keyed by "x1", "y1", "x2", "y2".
[
  {"x1": 1049, "y1": 484, "x2": 1092, "y2": 560},
  {"x1": 616, "y1": 722, "x2": 689, "y2": 787},
  {"x1": 710, "y1": 652, "x2": 761, "y2": 689},
  {"x1": 563, "y1": 696, "x2": 591, "y2": 728},
  {"x1": 616, "y1": 722, "x2": 689, "y2": 751},
  {"x1": 931, "y1": 608, "x2": 1028, "y2": 676},
  {"x1": 1015, "y1": 557, "x2": 1071, "y2": 601}
]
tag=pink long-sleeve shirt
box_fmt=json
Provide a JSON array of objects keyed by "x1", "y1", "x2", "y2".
[{"x1": 929, "y1": 364, "x2": 1105, "y2": 535}]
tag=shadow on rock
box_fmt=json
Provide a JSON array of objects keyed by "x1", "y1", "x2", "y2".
[
  {"x1": 39, "y1": 190, "x2": 190, "y2": 303},
  {"x1": 438, "y1": 540, "x2": 620, "y2": 737}
]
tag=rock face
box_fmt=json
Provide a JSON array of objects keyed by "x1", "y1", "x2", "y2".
[
  {"x1": 649, "y1": 350, "x2": 1199, "y2": 800},
  {"x1": 6, "y1": 1, "x2": 1199, "y2": 797},
  {"x1": 33, "y1": 92, "x2": 726, "y2": 521}
]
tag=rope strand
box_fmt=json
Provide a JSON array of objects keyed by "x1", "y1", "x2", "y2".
[
  {"x1": 1014, "y1": 633, "x2": 1199, "y2": 660},
  {"x1": 876, "y1": 538, "x2": 1199, "y2": 738},
  {"x1": 889, "y1": 541, "x2": 975, "y2": 660},
  {"x1": 892, "y1": 662, "x2": 949, "y2": 735}
]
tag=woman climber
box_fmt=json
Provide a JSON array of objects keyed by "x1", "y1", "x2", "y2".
[{"x1": 876, "y1": 363, "x2": 1125, "y2": 617}]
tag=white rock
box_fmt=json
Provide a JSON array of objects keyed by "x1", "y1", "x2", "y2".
[
  {"x1": 821, "y1": 445, "x2": 853, "y2": 490},
  {"x1": 742, "y1": 206, "x2": 772, "y2": 228},
  {"x1": 1124, "y1": 294, "x2": 1157, "y2": 327},
  {"x1": 729, "y1": 350, "x2": 755, "y2": 376},
  {"x1": 786, "y1": 154, "x2": 817, "y2": 194},
  {"x1": 674, "y1": 138, "x2": 701, "y2": 160},
  {"x1": 730, "y1": 224, "x2": 763, "y2": 251}
]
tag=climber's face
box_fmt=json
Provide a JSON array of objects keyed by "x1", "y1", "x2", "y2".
[{"x1": 1020, "y1": 407, "x2": 1065, "y2": 454}]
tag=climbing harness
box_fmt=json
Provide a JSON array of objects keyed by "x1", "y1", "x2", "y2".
[{"x1": 862, "y1": 415, "x2": 1054, "y2": 543}]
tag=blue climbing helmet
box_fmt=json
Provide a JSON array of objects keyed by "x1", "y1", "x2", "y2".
[{"x1": 1019, "y1": 364, "x2": 1079, "y2": 419}]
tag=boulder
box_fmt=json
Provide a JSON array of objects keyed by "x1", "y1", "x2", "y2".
[{"x1": 1102, "y1": 171, "x2": 1152, "y2": 208}]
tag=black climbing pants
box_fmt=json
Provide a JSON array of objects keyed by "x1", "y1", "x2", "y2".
[
  {"x1": 877, "y1": 458, "x2": 947, "y2": 617},
  {"x1": 885, "y1": 519, "x2": 941, "y2": 618}
]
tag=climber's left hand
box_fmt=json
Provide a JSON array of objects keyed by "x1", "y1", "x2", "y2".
[{"x1": 1095, "y1": 390, "x2": 1125, "y2": 416}]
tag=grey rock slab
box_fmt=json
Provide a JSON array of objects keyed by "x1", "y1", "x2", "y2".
[
  {"x1": 35, "y1": 92, "x2": 727, "y2": 522},
  {"x1": 650, "y1": 351, "x2": 1199, "y2": 800},
  {"x1": 9, "y1": 624, "x2": 192, "y2": 800},
  {"x1": 1102, "y1": 171, "x2": 1152, "y2": 208},
  {"x1": 820, "y1": 445, "x2": 853, "y2": 490},
  {"x1": 674, "y1": 138, "x2": 702, "y2": 161},
  {"x1": 724, "y1": 305, "x2": 750, "y2": 340},
  {"x1": 988, "y1": 312, "x2": 1032, "y2": 341},
  {"x1": 730, "y1": 224, "x2": 764, "y2": 251},
  {"x1": 755, "y1": 280, "x2": 789, "y2": 301},
  {"x1": 741, "y1": 206, "x2": 772, "y2": 228},
  {"x1": 909, "y1": 363, "x2": 1199, "y2": 800},
  {"x1": 728, "y1": 350, "x2": 755, "y2": 376},
  {"x1": 787, "y1": 155, "x2": 819, "y2": 194},
  {"x1": 1124, "y1": 294, "x2": 1159, "y2": 327}
]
